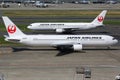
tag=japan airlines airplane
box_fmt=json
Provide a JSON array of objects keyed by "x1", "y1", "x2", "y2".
[
  {"x1": 27, "y1": 10, "x2": 107, "y2": 33},
  {"x1": 2, "y1": 16, "x2": 118, "y2": 51}
]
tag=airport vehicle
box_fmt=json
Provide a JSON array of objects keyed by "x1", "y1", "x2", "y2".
[
  {"x1": 24, "y1": 0, "x2": 35, "y2": 4},
  {"x1": 2, "y1": 16, "x2": 118, "y2": 51},
  {"x1": 27, "y1": 10, "x2": 107, "y2": 33},
  {"x1": 115, "y1": 74, "x2": 120, "y2": 80},
  {"x1": 79, "y1": 0, "x2": 90, "y2": 4},
  {"x1": 0, "y1": 2, "x2": 10, "y2": 8},
  {"x1": 84, "y1": 67, "x2": 91, "y2": 78},
  {"x1": 106, "y1": 0, "x2": 117, "y2": 4},
  {"x1": 35, "y1": 1, "x2": 48, "y2": 8},
  {"x1": 92, "y1": 0, "x2": 105, "y2": 4}
]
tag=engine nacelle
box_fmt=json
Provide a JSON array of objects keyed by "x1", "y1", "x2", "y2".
[
  {"x1": 73, "y1": 44, "x2": 82, "y2": 51},
  {"x1": 56, "y1": 29, "x2": 65, "y2": 33}
]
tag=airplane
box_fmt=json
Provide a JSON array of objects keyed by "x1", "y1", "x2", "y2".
[
  {"x1": 2, "y1": 16, "x2": 118, "y2": 51},
  {"x1": 27, "y1": 10, "x2": 107, "y2": 33}
]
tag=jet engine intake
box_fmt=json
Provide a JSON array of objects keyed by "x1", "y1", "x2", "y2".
[
  {"x1": 73, "y1": 44, "x2": 82, "y2": 51},
  {"x1": 56, "y1": 29, "x2": 65, "y2": 33}
]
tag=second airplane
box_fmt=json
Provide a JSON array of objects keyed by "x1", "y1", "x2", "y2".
[{"x1": 27, "y1": 10, "x2": 107, "y2": 33}]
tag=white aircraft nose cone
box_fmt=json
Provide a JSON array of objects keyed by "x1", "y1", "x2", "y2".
[
  {"x1": 114, "y1": 39, "x2": 118, "y2": 44},
  {"x1": 27, "y1": 26, "x2": 31, "y2": 29}
]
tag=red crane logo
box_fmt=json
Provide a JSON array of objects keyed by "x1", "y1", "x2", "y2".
[
  {"x1": 98, "y1": 16, "x2": 104, "y2": 22},
  {"x1": 7, "y1": 25, "x2": 16, "y2": 34}
]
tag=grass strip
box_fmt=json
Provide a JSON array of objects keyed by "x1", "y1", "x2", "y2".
[{"x1": 2, "y1": 10, "x2": 120, "y2": 17}]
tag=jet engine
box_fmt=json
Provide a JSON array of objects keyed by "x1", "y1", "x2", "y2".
[
  {"x1": 56, "y1": 44, "x2": 82, "y2": 51},
  {"x1": 73, "y1": 44, "x2": 82, "y2": 51},
  {"x1": 56, "y1": 29, "x2": 65, "y2": 33}
]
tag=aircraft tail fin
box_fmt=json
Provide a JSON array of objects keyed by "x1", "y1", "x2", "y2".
[
  {"x1": 2, "y1": 16, "x2": 25, "y2": 37},
  {"x1": 91, "y1": 10, "x2": 107, "y2": 25}
]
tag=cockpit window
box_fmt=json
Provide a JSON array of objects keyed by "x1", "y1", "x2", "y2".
[
  {"x1": 29, "y1": 24, "x2": 32, "y2": 26},
  {"x1": 112, "y1": 37, "x2": 116, "y2": 40}
]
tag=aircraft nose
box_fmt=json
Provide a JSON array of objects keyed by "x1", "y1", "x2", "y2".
[
  {"x1": 27, "y1": 26, "x2": 31, "y2": 29},
  {"x1": 113, "y1": 39, "x2": 118, "y2": 44}
]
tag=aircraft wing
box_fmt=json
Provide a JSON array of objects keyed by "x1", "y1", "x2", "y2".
[
  {"x1": 51, "y1": 41, "x2": 82, "y2": 47},
  {"x1": 51, "y1": 41, "x2": 83, "y2": 51}
]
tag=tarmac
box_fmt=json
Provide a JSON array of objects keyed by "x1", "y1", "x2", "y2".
[{"x1": 0, "y1": 46, "x2": 120, "y2": 80}]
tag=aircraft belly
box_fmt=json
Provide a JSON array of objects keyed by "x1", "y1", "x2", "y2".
[{"x1": 82, "y1": 41, "x2": 110, "y2": 47}]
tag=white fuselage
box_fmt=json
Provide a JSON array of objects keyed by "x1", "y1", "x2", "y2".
[
  {"x1": 27, "y1": 22, "x2": 101, "y2": 30},
  {"x1": 7, "y1": 35, "x2": 118, "y2": 47}
]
